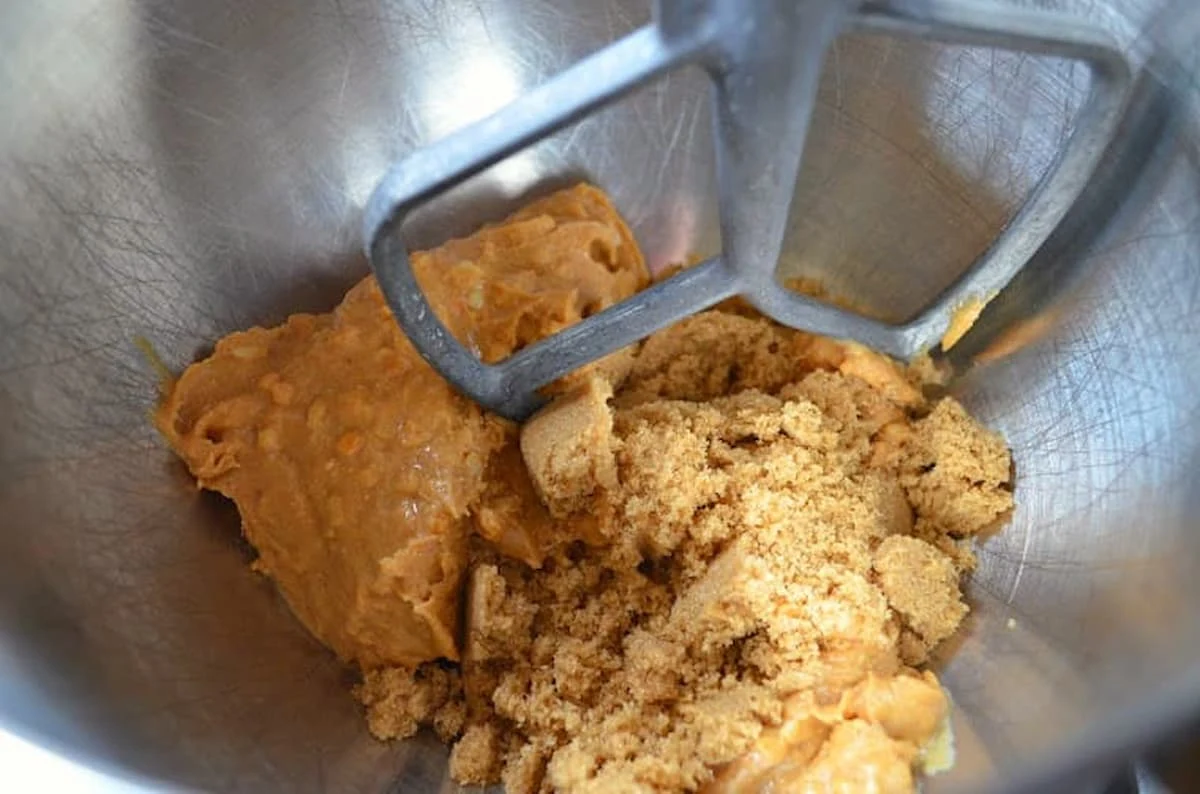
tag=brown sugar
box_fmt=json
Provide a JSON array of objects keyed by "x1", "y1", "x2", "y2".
[
  {"x1": 902, "y1": 398, "x2": 1014, "y2": 540},
  {"x1": 158, "y1": 185, "x2": 1014, "y2": 792},
  {"x1": 449, "y1": 721, "x2": 507, "y2": 785},
  {"x1": 362, "y1": 339, "x2": 1010, "y2": 792},
  {"x1": 615, "y1": 311, "x2": 823, "y2": 406},
  {"x1": 355, "y1": 663, "x2": 465, "y2": 742},
  {"x1": 521, "y1": 377, "x2": 619, "y2": 519},
  {"x1": 873, "y1": 536, "x2": 969, "y2": 653}
]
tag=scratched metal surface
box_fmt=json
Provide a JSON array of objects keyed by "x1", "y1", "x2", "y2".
[{"x1": 0, "y1": 0, "x2": 1198, "y2": 792}]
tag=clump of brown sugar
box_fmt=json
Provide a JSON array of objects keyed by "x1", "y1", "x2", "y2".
[{"x1": 358, "y1": 309, "x2": 1014, "y2": 793}]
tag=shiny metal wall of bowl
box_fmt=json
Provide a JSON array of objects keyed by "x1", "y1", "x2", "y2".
[{"x1": 0, "y1": 1, "x2": 1197, "y2": 792}]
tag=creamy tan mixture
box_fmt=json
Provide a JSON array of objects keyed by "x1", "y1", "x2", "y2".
[{"x1": 158, "y1": 184, "x2": 1014, "y2": 793}]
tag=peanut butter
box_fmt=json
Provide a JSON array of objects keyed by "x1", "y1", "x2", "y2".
[{"x1": 156, "y1": 185, "x2": 648, "y2": 667}]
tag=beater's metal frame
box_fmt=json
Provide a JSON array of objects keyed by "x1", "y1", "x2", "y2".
[{"x1": 364, "y1": 0, "x2": 1131, "y2": 421}]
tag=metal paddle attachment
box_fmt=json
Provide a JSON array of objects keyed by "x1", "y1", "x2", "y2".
[{"x1": 363, "y1": 0, "x2": 1131, "y2": 421}]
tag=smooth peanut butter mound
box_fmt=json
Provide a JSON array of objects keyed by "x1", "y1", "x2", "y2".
[{"x1": 156, "y1": 184, "x2": 648, "y2": 668}]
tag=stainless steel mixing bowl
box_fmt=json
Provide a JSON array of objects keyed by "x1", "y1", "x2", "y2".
[{"x1": 1, "y1": 1, "x2": 1198, "y2": 792}]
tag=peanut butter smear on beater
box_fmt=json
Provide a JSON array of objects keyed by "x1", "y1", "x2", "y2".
[{"x1": 156, "y1": 184, "x2": 1014, "y2": 793}]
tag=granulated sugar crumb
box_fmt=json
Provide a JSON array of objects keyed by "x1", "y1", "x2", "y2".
[{"x1": 357, "y1": 309, "x2": 1013, "y2": 793}]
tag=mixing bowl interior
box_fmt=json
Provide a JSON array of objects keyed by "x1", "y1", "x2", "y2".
[{"x1": 1, "y1": 1, "x2": 1199, "y2": 792}]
